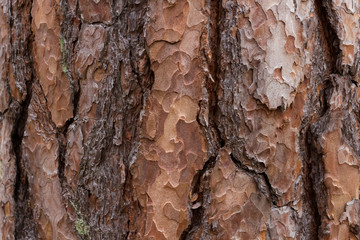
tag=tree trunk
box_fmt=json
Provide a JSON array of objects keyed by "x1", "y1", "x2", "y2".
[{"x1": 1, "y1": 0, "x2": 360, "y2": 239}]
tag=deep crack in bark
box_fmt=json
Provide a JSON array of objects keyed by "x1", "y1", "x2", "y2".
[
  {"x1": 12, "y1": 75, "x2": 35, "y2": 239},
  {"x1": 298, "y1": 1, "x2": 343, "y2": 238},
  {"x1": 56, "y1": 1, "x2": 83, "y2": 225},
  {"x1": 304, "y1": 126, "x2": 326, "y2": 239},
  {"x1": 314, "y1": 0, "x2": 341, "y2": 74},
  {"x1": 182, "y1": 0, "x2": 223, "y2": 238},
  {"x1": 180, "y1": 156, "x2": 217, "y2": 240},
  {"x1": 10, "y1": 0, "x2": 38, "y2": 238},
  {"x1": 229, "y1": 153, "x2": 279, "y2": 205}
]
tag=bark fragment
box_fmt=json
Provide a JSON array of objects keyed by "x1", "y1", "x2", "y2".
[
  {"x1": 132, "y1": 0, "x2": 208, "y2": 239},
  {"x1": 32, "y1": 0, "x2": 74, "y2": 128},
  {"x1": 208, "y1": 149, "x2": 271, "y2": 239},
  {"x1": 22, "y1": 82, "x2": 77, "y2": 239}
]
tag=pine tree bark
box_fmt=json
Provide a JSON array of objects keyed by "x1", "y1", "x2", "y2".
[{"x1": 1, "y1": 0, "x2": 360, "y2": 239}]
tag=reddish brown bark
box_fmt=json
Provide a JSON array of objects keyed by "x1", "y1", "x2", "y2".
[{"x1": 1, "y1": 0, "x2": 360, "y2": 239}]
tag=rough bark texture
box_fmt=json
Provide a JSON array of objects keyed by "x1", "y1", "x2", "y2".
[{"x1": 1, "y1": 0, "x2": 360, "y2": 239}]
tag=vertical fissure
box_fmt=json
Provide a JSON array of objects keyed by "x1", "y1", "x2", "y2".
[
  {"x1": 12, "y1": 75, "x2": 35, "y2": 239},
  {"x1": 299, "y1": 1, "x2": 342, "y2": 238},
  {"x1": 57, "y1": 0, "x2": 82, "y2": 198},
  {"x1": 182, "y1": 1, "x2": 224, "y2": 238},
  {"x1": 59, "y1": 0, "x2": 82, "y2": 133},
  {"x1": 200, "y1": 0, "x2": 224, "y2": 150},
  {"x1": 180, "y1": 156, "x2": 217, "y2": 240},
  {"x1": 10, "y1": 0, "x2": 38, "y2": 238},
  {"x1": 303, "y1": 127, "x2": 324, "y2": 239},
  {"x1": 313, "y1": 0, "x2": 341, "y2": 74}
]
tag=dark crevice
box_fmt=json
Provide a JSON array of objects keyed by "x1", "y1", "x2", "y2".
[
  {"x1": 12, "y1": 75, "x2": 35, "y2": 239},
  {"x1": 319, "y1": 79, "x2": 333, "y2": 117},
  {"x1": 10, "y1": 0, "x2": 38, "y2": 238},
  {"x1": 205, "y1": 0, "x2": 222, "y2": 122},
  {"x1": 303, "y1": 127, "x2": 323, "y2": 240},
  {"x1": 57, "y1": 0, "x2": 82, "y2": 197},
  {"x1": 297, "y1": 1, "x2": 343, "y2": 238},
  {"x1": 298, "y1": 80, "x2": 330, "y2": 238},
  {"x1": 241, "y1": 145, "x2": 267, "y2": 173},
  {"x1": 314, "y1": 0, "x2": 341, "y2": 74},
  {"x1": 299, "y1": 110, "x2": 329, "y2": 239},
  {"x1": 58, "y1": 84, "x2": 81, "y2": 135},
  {"x1": 229, "y1": 153, "x2": 279, "y2": 205},
  {"x1": 208, "y1": 0, "x2": 224, "y2": 149},
  {"x1": 0, "y1": 108, "x2": 8, "y2": 117},
  {"x1": 261, "y1": 171, "x2": 278, "y2": 204},
  {"x1": 59, "y1": 0, "x2": 82, "y2": 135},
  {"x1": 56, "y1": 131, "x2": 76, "y2": 221},
  {"x1": 197, "y1": 0, "x2": 224, "y2": 151},
  {"x1": 180, "y1": 156, "x2": 217, "y2": 240},
  {"x1": 182, "y1": 0, "x2": 223, "y2": 238},
  {"x1": 57, "y1": 133, "x2": 68, "y2": 186}
]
